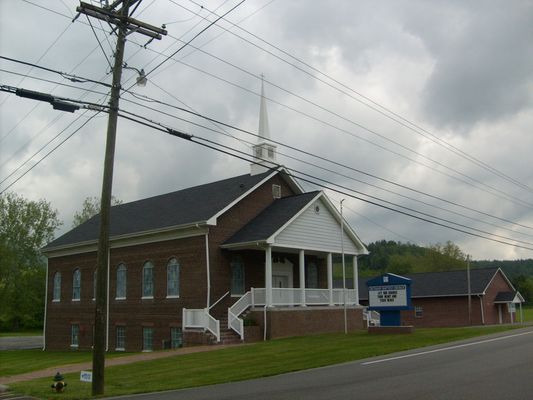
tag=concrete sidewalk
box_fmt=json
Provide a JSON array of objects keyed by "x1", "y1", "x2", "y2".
[{"x1": 0, "y1": 343, "x2": 244, "y2": 385}]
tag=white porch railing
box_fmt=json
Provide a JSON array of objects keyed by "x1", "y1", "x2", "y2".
[
  {"x1": 363, "y1": 308, "x2": 380, "y2": 327},
  {"x1": 182, "y1": 308, "x2": 220, "y2": 342},
  {"x1": 227, "y1": 288, "x2": 359, "y2": 338}
]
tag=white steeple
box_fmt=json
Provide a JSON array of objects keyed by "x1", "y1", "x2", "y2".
[
  {"x1": 251, "y1": 75, "x2": 278, "y2": 176},
  {"x1": 258, "y1": 77, "x2": 270, "y2": 140}
]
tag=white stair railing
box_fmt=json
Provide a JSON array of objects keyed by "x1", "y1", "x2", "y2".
[
  {"x1": 227, "y1": 291, "x2": 253, "y2": 339},
  {"x1": 227, "y1": 287, "x2": 360, "y2": 339},
  {"x1": 183, "y1": 308, "x2": 220, "y2": 342}
]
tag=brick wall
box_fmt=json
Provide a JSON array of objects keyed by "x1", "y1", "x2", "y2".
[
  {"x1": 45, "y1": 173, "x2": 300, "y2": 351},
  {"x1": 381, "y1": 270, "x2": 517, "y2": 328},
  {"x1": 248, "y1": 307, "x2": 364, "y2": 339}
]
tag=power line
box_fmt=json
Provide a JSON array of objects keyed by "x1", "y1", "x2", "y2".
[
  {"x1": 144, "y1": 0, "x2": 247, "y2": 78},
  {"x1": 121, "y1": 87, "x2": 533, "y2": 232},
  {"x1": 114, "y1": 105, "x2": 533, "y2": 247},
  {"x1": 2, "y1": 79, "x2": 531, "y2": 249},
  {"x1": 118, "y1": 40, "x2": 533, "y2": 210},
  {"x1": 181, "y1": 0, "x2": 533, "y2": 195},
  {"x1": 114, "y1": 109, "x2": 533, "y2": 252},
  {"x1": 85, "y1": 14, "x2": 114, "y2": 70},
  {"x1": 0, "y1": 112, "x2": 101, "y2": 195},
  {"x1": 0, "y1": 56, "x2": 112, "y2": 89}
]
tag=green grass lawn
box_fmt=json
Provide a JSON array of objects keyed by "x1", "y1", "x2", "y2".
[
  {"x1": 8, "y1": 325, "x2": 520, "y2": 399},
  {"x1": 0, "y1": 350, "x2": 132, "y2": 377},
  {"x1": 522, "y1": 305, "x2": 533, "y2": 321}
]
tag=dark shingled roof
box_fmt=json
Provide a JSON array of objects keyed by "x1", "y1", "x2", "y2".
[
  {"x1": 493, "y1": 291, "x2": 517, "y2": 303},
  {"x1": 224, "y1": 191, "x2": 320, "y2": 245},
  {"x1": 45, "y1": 171, "x2": 274, "y2": 250},
  {"x1": 359, "y1": 267, "x2": 501, "y2": 300}
]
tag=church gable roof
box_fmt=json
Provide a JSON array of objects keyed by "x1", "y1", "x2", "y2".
[
  {"x1": 44, "y1": 170, "x2": 283, "y2": 252},
  {"x1": 359, "y1": 267, "x2": 506, "y2": 299}
]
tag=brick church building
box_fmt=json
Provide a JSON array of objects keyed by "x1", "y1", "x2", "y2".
[{"x1": 42, "y1": 84, "x2": 368, "y2": 351}]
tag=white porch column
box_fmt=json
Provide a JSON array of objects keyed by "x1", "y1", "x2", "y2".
[
  {"x1": 327, "y1": 253, "x2": 333, "y2": 306},
  {"x1": 299, "y1": 250, "x2": 306, "y2": 306},
  {"x1": 265, "y1": 246, "x2": 273, "y2": 307},
  {"x1": 353, "y1": 255, "x2": 359, "y2": 305}
]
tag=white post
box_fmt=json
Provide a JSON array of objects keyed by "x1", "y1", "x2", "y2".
[
  {"x1": 299, "y1": 250, "x2": 306, "y2": 306},
  {"x1": 340, "y1": 199, "x2": 347, "y2": 334},
  {"x1": 251, "y1": 287, "x2": 255, "y2": 307},
  {"x1": 265, "y1": 246, "x2": 273, "y2": 307},
  {"x1": 327, "y1": 253, "x2": 333, "y2": 306},
  {"x1": 353, "y1": 255, "x2": 359, "y2": 305},
  {"x1": 520, "y1": 302, "x2": 523, "y2": 323}
]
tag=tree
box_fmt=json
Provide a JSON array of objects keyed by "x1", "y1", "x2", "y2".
[
  {"x1": 72, "y1": 196, "x2": 122, "y2": 228},
  {"x1": 0, "y1": 192, "x2": 61, "y2": 331}
]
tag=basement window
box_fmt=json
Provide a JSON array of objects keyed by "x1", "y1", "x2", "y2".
[
  {"x1": 415, "y1": 306, "x2": 423, "y2": 318},
  {"x1": 71, "y1": 324, "x2": 80, "y2": 348}
]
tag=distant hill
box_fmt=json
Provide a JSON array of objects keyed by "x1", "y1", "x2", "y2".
[
  {"x1": 357, "y1": 241, "x2": 533, "y2": 303},
  {"x1": 471, "y1": 259, "x2": 533, "y2": 279}
]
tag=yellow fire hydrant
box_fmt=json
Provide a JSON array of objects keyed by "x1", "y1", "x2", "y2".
[{"x1": 51, "y1": 372, "x2": 67, "y2": 392}]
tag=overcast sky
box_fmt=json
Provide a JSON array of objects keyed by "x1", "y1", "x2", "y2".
[{"x1": 1, "y1": 0, "x2": 532, "y2": 261}]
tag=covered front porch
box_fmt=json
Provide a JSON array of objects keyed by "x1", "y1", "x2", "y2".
[{"x1": 184, "y1": 191, "x2": 369, "y2": 343}]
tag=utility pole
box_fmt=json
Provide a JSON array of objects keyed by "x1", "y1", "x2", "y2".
[{"x1": 76, "y1": 1, "x2": 166, "y2": 395}]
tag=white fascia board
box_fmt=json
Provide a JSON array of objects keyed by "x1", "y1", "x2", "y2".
[
  {"x1": 481, "y1": 268, "x2": 515, "y2": 295},
  {"x1": 220, "y1": 241, "x2": 267, "y2": 250},
  {"x1": 515, "y1": 292, "x2": 525, "y2": 303},
  {"x1": 44, "y1": 223, "x2": 208, "y2": 258},
  {"x1": 278, "y1": 167, "x2": 305, "y2": 194},
  {"x1": 270, "y1": 243, "x2": 360, "y2": 256},
  {"x1": 207, "y1": 167, "x2": 304, "y2": 225},
  {"x1": 206, "y1": 169, "x2": 281, "y2": 226}
]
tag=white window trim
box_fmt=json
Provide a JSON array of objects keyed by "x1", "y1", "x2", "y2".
[
  {"x1": 52, "y1": 299, "x2": 60, "y2": 303},
  {"x1": 115, "y1": 347, "x2": 125, "y2": 352},
  {"x1": 72, "y1": 298, "x2": 81, "y2": 302},
  {"x1": 166, "y1": 295, "x2": 179, "y2": 299},
  {"x1": 115, "y1": 296, "x2": 126, "y2": 301},
  {"x1": 141, "y1": 296, "x2": 154, "y2": 300}
]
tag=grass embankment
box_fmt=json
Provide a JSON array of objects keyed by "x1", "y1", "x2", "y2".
[
  {"x1": 522, "y1": 305, "x2": 533, "y2": 321},
  {"x1": 8, "y1": 325, "x2": 519, "y2": 399},
  {"x1": 0, "y1": 350, "x2": 131, "y2": 377}
]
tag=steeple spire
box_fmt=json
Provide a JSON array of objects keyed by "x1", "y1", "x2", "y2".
[
  {"x1": 258, "y1": 74, "x2": 270, "y2": 141},
  {"x1": 250, "y1": 74, "x2": 277, "y2": 176}
]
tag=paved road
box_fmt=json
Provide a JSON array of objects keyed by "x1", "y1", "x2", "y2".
[
  {"x1": 0, "y1": 336, "x2": 42, "y2": 350},
  {"x1": 108, "y1": 327, "x2": 533, "y2": 400}
]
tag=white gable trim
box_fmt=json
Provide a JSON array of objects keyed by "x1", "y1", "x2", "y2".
[
  {"x1": 481, "y1": 268, "x2": 516, "y2": 295},
  {"x1": 266, "y1": 192, "x2": 367, "y2": 255},
  {"x1": 206, "y1": 167, "x2": 303, "y2": 226}
]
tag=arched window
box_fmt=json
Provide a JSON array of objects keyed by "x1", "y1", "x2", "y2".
[
  {"x1": 72, "y1": 268, "x2": 81, "y2": 300},
  {"x1": 167, "y1": 258, "x2": 180, "y2": 298},
  {"x1": 116, "y1": 263, "x2": 127, "y2": 299},
  {"x1": 53, "y1": 272, "x2": 61, "y2": 301},
  {"x1": 142, "y1": 261, "x2": 154, "y2": 298}
]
